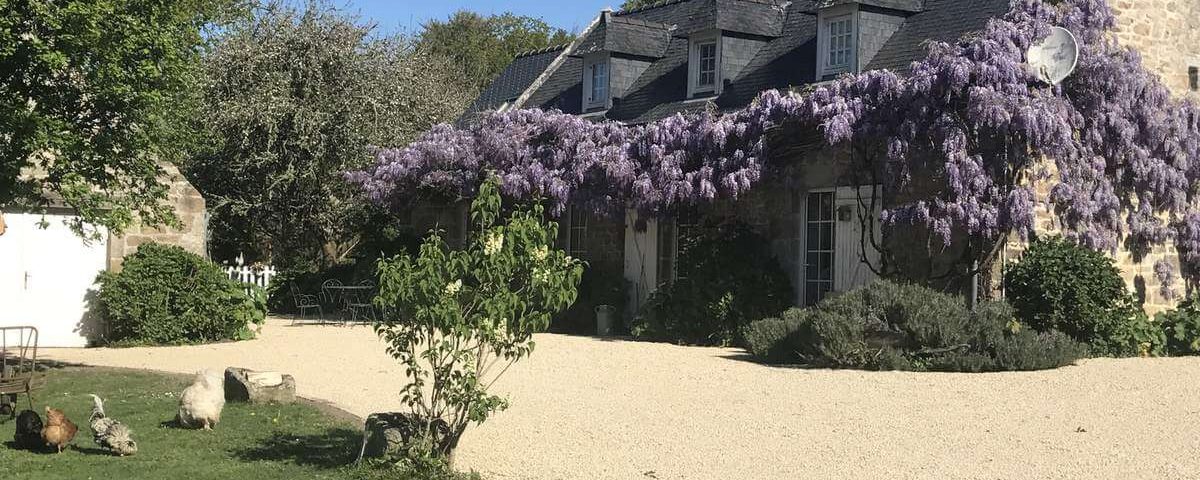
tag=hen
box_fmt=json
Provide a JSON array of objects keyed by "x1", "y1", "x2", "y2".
[
  {"x1": 89, "y1": 394, "x2": 137, "y2": 456},
  {"x1": 41, "y1": 406, "x2": 78, "y2": 453},
  {"x1": 14, "y1": 409, "x2": 43, "y2": 450},
  {"x1": 177, "y1": 369, "x2": 225, "y2": 430}
]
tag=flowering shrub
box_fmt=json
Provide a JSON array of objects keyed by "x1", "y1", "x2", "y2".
[
  {"x1": 350, "y1": 0, "x2": 1200, "y2": 291},
  {"x1": 372, "y1": 175, "x2": 583, "y2": 459}
]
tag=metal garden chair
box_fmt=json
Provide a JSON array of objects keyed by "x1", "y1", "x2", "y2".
[
  {"x1": 344, "y1": 280, "x2": 378, "y2": 325},
  {"x1": 0, "y1": 326, "x2": 45, "y2": 417},
  {"x1": 320, "y1": 278, "x2": 343, "y2": 307},
  {"x1": 290, "y1": 283, "x2": 324, "y2": 325}
]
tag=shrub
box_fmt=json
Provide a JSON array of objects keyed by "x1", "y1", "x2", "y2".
[
  {"x1": 373, "y1": 176, "x2": 583, "y2": 460},
  {"x1": 1156, "y1": 298, "x2": 1200, "y2": 355},
  {"x1": 97, "y1": 243, "x2": 266, "y2": 345},
  {"x1": 1004, "y1": 236, "x2": 1146, "y2": 356},
  {"x1": 745, "y1": 280, "x2": 1085, "y2": 372},
  {"x1": 634, "y1": 221, "x2": 793, "y2": 345},
  {"x1": 741, "y1": 308, "x2": 811, "y2": 362}
]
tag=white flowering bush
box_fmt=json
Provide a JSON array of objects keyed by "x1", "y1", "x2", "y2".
[{"x1": 373, "y1": 175, "x2": 583, "y2": 460}]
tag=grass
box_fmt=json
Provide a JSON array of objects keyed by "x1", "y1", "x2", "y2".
[{"x1": 0, "y1": 367, "x2": 469, "y2": 480}]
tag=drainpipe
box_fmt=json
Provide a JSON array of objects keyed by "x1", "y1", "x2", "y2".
[{"x1": 969, "y1": 259, "x2": 979, "y2": 311}]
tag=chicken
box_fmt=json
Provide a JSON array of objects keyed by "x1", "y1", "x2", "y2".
[
  {"x1": 88, "y1": 394, "x2": 137, "y2": 456},
  {"x1": 14, "y1": 409, "x2": 43, "y2": 450},
  {"x1": 177, "y1": 369, "x2": 225, "y2": 430},
  {"x1": 41, "y1": 406, "x2": 78, "y2": 453}
]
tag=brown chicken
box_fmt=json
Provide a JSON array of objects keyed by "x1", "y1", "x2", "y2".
[{"x1": 42, "y1": 406, "x2": 78, "y2": 453}]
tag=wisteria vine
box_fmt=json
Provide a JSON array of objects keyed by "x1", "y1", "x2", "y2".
[{"x1": 349, "y1": 0, "x2": 1200, "y2": 287}]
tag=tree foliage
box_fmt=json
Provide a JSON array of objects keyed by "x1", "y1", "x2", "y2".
[
  {"x1": 188, "y1": 0, "x2": 473, "y2": 266},
  {"x1": 372, "y1": 175, "x2": 583, "y2": 458},
  {"x1": 352, "y1": 0, "x2": 1200, "y2": 291},
  {"x1": 416, "y1": 11, "x2": 574, "y2": 91},
  {"x1": 620, "y1": 0, "x2": 661, "y2": 11},
  {"x1": 0, "y1": 0, "x2": 242, "y2": 236}
]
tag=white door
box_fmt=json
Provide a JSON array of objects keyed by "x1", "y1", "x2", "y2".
[
  {"x1": 833, "y1": 186, "x2": 882, "y2": 293},
  {"x1": 0, "y1": 213, "x2": 108, "y2": 347}
]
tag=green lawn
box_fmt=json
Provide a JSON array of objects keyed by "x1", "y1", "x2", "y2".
[{"x1": 0, "y1": 367, "x2": 395, "y2": 480}]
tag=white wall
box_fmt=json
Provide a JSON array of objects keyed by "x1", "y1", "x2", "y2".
[{"x1": 0, "y1": 213, "x2": 108, "y2": 347}]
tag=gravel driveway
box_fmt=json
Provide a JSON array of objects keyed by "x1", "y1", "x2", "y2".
[{"x1": 42, "y1": 318, "x2": 1200, "y2": 479}]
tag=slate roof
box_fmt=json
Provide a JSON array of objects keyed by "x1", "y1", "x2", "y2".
[
  {"x1": 462, "y1": 0, "x2": 1010, "y2": 124},
  {"x1": 462, "y1": 44, "x2": 568, "y2": 116},
  {"x1": 573, "y1": 15, "x2": 674, "y2": 58},
  {"x1": 865, "y1": 0, "x2": 1012, "y2": 72}
]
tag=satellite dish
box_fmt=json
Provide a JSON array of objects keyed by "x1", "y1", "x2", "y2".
[{"x1": 1027, "y1": 27, "x2": 1079, "y2": 85}]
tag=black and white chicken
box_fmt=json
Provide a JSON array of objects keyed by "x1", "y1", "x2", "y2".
[{"x1": 88, "y1": 394, "x2": 137, "y2": 456}]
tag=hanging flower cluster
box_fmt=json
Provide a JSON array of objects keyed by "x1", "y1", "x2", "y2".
[{"x1": 349, "y1": 0, "x2": 1200, "y2": 283}]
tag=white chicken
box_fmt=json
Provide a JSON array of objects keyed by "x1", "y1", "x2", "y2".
[{"x1": 176, "y1": 369, "x2": 225, "y2": 430}]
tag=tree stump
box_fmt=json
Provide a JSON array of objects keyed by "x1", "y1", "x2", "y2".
[{"x1": 224, "y1": 367, "x2": 296, "y2": 404}]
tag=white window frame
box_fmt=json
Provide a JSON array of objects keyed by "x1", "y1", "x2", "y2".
[
  {"x1": 817, "y1": 6, "x2": 858, "y2": 79},
  {"x1": 583, "y1": 53, "x2": 611, "y2": 110},
  {"x1": 800, "y1": 189, "x2": 837, "y2": 307},
  {"x1": 688, "y1": 32, "x2": 722, "y2": 98}
]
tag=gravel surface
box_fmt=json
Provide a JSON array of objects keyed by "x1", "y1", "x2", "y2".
[{"x1": 42, "y1": 318, "x2": 1200, "y2": 479}]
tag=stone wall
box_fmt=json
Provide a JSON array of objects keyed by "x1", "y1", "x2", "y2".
[
  {"x1": 998, "y1": 3, "x2": 1200, "y2": 314},
  {"x1": 1111, "y1": 0, "x2": 1200, "y2": 99},
  {"x1": 106, "y1": 163, "x2": 208, "y2": 271},
  {"x1": 1002, "y1": 161, "x2": 1182, "y2": 315}
]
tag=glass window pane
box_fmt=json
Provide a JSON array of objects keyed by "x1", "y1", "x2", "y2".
[
  {"x1": 820, "y1": 223, "x2": 833, "y2": 250},
  {"x1": 820, "y1": 253, "x2": 833, "y2": 280},
  {"x1": 806, "y1": 252, "x2": 819, "y2": 280}
]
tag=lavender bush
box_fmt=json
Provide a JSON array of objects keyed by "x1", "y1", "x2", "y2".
[{"x1": 350, "y1": 0, "x2": 1200, "y2": 289}]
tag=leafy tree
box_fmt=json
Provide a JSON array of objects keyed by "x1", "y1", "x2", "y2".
[
  {"x1": 0, "y1": 0, "x2": 243, "y2": 236},
  {"x1": 373, "y1": 175, "x2": 583, "y2": 460},
  {"x1": 188, "y1": 0, "x2": 473, "y2": 267},
  {"x1": 620, "y1": 0, "x2": 660, "y2": 10},
  {"x1": 416, "y1": 11, "x2": 574, "y2": 91}
]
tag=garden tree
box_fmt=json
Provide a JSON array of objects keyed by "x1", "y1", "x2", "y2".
[
  {"x1": 351, "y1": 0, "x2": 1200, "y2": 293},
  {"x1": 188, "y1": 0, "x2": 473, "y2": 267},
  {"x1": 416, "y1": 11, "x2": 574, "y2": 92},
  {"x1": 373, "y1": 175, "x2": 582, "y2": 460},
  {"x1": 620, "y1": 0, "x2": 660, "y2": 11},
  {"x1": 0, "y1": 0, "x2": 243, "y2": 236}
]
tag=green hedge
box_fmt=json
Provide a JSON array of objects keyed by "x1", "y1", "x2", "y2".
[
  {"x1": 97, "y1": 243, "x2": 266, "y2": 345},
  {"x1": 742, "y1": 280, "x2": 1085, "y2": 372}
]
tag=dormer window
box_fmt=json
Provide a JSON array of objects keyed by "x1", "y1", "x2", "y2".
[
  {"x1": 826, "y1": 16, "x2": 853, "y2": 70},
  {"x1": 817, "y1": 5, "x2": 858, "y2": 80},
  {"x1": 688, "y1": 32, "x2": 721, "y2": 97},
  {"x1": 583, "y1": 54, "x2": 610, "y2": 110},
  {"x1": 697, "y1": 42, "x2": 717, "y2": 88},
  {"x1": 590, "y1": 62, "x2": 608, "y2": 103}
]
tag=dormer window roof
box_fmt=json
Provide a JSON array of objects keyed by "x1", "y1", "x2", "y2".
[{"x1": 572, "y1": 12, "x2": 672, "y2": 59}]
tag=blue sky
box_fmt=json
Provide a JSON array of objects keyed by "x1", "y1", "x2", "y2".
[{"x1": 324, "y1": 1, "x2": 616, "y2": 35}]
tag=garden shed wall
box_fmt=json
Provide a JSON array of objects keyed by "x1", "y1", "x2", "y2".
[{"x1": 106, "y1": 163, "x2": 208, "y2": 272}]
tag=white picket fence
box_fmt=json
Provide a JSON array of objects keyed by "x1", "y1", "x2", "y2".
[{"x1": 226, "y1": 264, "x2": 277, "y2": 296}]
